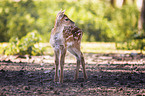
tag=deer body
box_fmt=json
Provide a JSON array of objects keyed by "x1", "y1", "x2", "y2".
[{"x1": 50, "y1": 10, "x2": 87, "y2": 83}]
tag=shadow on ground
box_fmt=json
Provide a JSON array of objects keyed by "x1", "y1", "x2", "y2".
[{"x1": 0, "y1": 53, "x2": 145, "y2": 95}]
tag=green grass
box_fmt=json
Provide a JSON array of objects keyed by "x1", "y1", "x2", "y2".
[
  {"x1": 81, "y1": 42, "x2": 116, "y2": 53},
  {"x1": 81, "y1": 42, "x2": 145, "y2": 54},
  {"x1": 0, "y1": 42, "x2": 144, "y2": 55},
  {"x1": 45, "y1": 42, "x2": 145, "y2": 55}
]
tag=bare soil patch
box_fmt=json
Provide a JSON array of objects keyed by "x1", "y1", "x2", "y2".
[{"x1": 0, "y1": 53, "x2": 145, "y2": 95}]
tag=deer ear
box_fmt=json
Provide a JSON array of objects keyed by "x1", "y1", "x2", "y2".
[
  {"x1": 57, "y1": 9, "x2": 62, "y2": 16},
  {"x1": 62, "y1": 10, "x2": 65, "y2": 13},
  {"x1": 56, "y1": 9, "x2": 65, "y2": 20}
]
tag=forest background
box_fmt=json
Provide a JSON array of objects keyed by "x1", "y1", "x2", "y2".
[{"x1": 0, "y1": 0, "x2": 144, "y2": 55}]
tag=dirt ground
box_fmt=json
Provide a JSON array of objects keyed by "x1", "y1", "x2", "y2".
[{"x1": 0, "y1": 53, "x2": 145, "y2": 96}]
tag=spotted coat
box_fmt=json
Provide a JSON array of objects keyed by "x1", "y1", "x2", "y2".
[{"x1": 63, "y1": 26, "x2": 83, "y2": 45}]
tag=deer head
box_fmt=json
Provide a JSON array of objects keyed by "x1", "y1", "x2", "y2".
[{"x1": 55, "y1": 10, "x2": 75, "y2": 27}]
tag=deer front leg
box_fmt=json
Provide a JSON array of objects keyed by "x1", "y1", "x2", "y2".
[
  {"x1": 54, "y1": 49, "x2": 60, "y2": 82},
  {"x1": 59, "y1": 45, "x2": 66, "y2": 83}
]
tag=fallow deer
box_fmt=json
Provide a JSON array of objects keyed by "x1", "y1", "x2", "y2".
[{"x1": 49, "y1": 10, "x2": 87, "y2": 83}]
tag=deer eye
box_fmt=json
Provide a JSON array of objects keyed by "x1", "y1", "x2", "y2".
[{"x1": 65, "y1": 19, "x2": 69, "y2": 21}]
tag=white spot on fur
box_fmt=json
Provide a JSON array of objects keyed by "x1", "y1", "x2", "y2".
[{"x1": 67, "y1": 42, "x2": 73, "y2": 47}]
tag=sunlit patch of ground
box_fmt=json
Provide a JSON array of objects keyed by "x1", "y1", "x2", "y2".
[{"x1": 0, "y1": 52, "x2": 145, "y2": 95}]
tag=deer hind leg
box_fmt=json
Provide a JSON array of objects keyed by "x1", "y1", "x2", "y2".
[
  {"x1": 54, "y1": 49, "x2": 60, "y2": 82},
  {"x1": 80, "y1": 52, "x2": 87, "y2": 80},
  {"x1": 59, "y1": 45, "x2": 66, "y2": 83},
  {"x1": 68, "y1": 47, "x2": 87, "y2": 81}
]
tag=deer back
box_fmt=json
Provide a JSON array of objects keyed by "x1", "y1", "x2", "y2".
[{"x1": 63, "y1": 26, "x2": 83, "y2": 47}]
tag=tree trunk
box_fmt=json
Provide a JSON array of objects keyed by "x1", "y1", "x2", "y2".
[
  {"x1": 138, "y1": 0, "x2": 145, "y2": 34},
  {"x1": 140, "y1": 0, "x2": 145, "y2": 30},
  {"x1": 123, "y1": 0, "x2": 127, "y2": 5},
  {"x1": 111, "y1": 0, "x2": 116, "y2": 7},
  {"x1": 138, "y1": 0, "x2": 145, "y2": 53}
]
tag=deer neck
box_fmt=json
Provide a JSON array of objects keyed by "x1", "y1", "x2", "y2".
[{"x1": 53, "y1": 25, "x2": 64, "y2": 35}]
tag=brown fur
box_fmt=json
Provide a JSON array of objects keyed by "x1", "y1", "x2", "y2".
[
  {"x1": 50, "y1": 10, "x2": 87, "y2": 83},
  {"x1": 63, "y1": 26, "x2": 82, "y2": 42}
]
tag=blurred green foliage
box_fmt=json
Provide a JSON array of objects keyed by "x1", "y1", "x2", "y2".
[
  {"x1": 4, "y1": 31, "x2": 43, "y2": 55},
  {"x1": 0, "y1": 0, "x2": 39, "y2": 41},
  {"x1": 0, "y1": 0, "x2": 143, "y2": 53}
]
